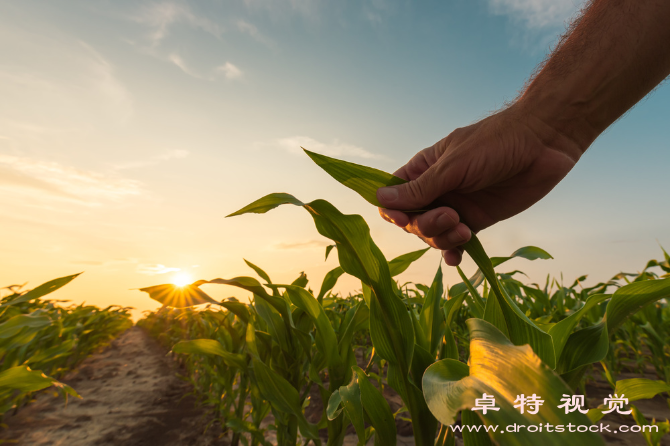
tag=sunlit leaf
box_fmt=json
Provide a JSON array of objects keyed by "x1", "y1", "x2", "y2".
[
  {"x1": 137, "y1": 283, "x2": 219, "y2": 308},
  {"x1": 0, "y1": 366, "x2": 80, "y2": 398},
  {"x1": 422, "y1": 319, "x2": 602, "y2": 445},
  {"x1": 303, "y1": 149, "x2": 404, "y2": 207},
  {"x1": 1, "y1": 273, "x2": 81, "y2": 308},
  {"x1": 614, "y1": 378, "x2": 670, "y2": 402}
]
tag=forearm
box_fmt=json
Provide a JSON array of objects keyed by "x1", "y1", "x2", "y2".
[{"x1": 516, "y1": 0, "x2": 670, "y2": 153}]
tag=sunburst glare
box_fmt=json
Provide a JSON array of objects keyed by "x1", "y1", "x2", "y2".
[{"x1": 171, "y1": 272, "x2": 193, "y2": 287}]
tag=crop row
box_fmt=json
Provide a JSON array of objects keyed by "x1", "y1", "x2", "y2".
[{"x1": 137, "y1": 151, "x2": 670, "y2": 446}]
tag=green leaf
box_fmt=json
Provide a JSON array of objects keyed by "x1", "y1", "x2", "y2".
[
  {"x1": 251, "y1": 358, "x2": 319, "y2": 440},
  {"x1": 388, "y1": 248, "x2": 430, "y2": 277},
  {"x1": 301, "y1": 150, "x2": 555, "y2": 368},
  {"x1": 171, "y1": 339, "x2": 247, "y2": 369},
  {"x1": 614, "y1": 378, "x2": 670, "y2": 402},
  {"x1": 547, "y1": 293, "x2": 609, "y2": 361},
  {"x1": 338, "y1": 373, "x2": 366, "y2": 444},
  {"x1": 465, "y1": 236, "x2": 555, "y2": 368},
  {"x1": 0, "y1": 313, "x2": 51, "y2": 339},
  {"x1": 2, "y1": 273, "x2": 81, "y2": 308},
  {"x1": 419, "y1": 265, "x2": 445, "y2": 355},
  {"x1": 605, "y1": 277, "x2": 670, "y2": 333},
  {"x1": 0, "y1": 366, "x2": 80, "y2": 398},
  {"x1": 325, "y1": 244, "x2": 336, "y2": 261},
  {"x1": 327, "y1": 390, "x2": 344, "y2": 420},
  {"x1": 226, "y1": 192, "x2": 304, "y2": 217},
  {"x1": 558, "y1": 277, "x2": 670, "y2": 374},
  {"x1": 244, "y1": 259, "x2": 273, "y2": 284},
  {"x1": 137, "y1": 283, "x2": 219, "y2": 308},
  {"x1": 556, "y1": 323, "x2": 609, "y2": 374},
  {"x1": 303, "y1": 149, "x2": 404, "y2": 207},
  {"x1": 422, "y1": 319, "x2": 603, "y2": 445},
  {"x1": 279, "y1": 285, "x2": 344, "y2": 376},
  {"x1": 449, "y1": 247, "x2": 552, "y2": 297},
  {"x1": 229, "y1": 193, "x2": 436, "y2": 445},
  {"x1": 208, "y1": 277, "x2": 288, "y2": 317},
  {"x1": 317, "y1": 266, "x2": 344, "y2": 301},
  {"x1": 353, "y1": 366, "x2": 396, "y2": 446}
]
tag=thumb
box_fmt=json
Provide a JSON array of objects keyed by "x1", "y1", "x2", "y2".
[{"x1": 376, "y1": 164, "x2": 447, "y2": 210}]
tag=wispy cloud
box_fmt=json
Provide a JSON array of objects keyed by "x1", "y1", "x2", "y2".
[
  {"x1": 243, "y1": 0, "x2": 320, "y2": 21},
  {"x1": 216, "y1": 62, "x2": 244, "y2": 80},
  {"x1": 488, "y1": 0, "x2": 585, "y2": 30},
  {"x1": 237, "y1": 20, "x2": 275, "y2": 47},
  {"x1": 273, "y1": 240, "x2": 330, "y2": 250},
  {"x1": 131, "y1": 2, "x2": 223, "y2": 47},
  {"x1": 166, "y1": 53, "x2": 244, "y2": 81},
  {"x1": 274, "y1": 136, "x2": 385, "y2": 160},
  {"x1": 128, "y1": 3, "x2": 245, "y2": 81},
  {"x1": 0, "y1": 155, "x2": 144, "y2": 205},
  {"x1": 136, "y1": 264, "x2": 181, "y2": 275}
]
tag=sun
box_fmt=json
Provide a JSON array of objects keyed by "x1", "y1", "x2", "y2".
[{"x1": 171, "y1": 272, "x2": 193, "y2": 287}]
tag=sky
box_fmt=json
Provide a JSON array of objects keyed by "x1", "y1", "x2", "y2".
[{"x1": 1, "y1": 0, "x2": 669, "y2": 320}]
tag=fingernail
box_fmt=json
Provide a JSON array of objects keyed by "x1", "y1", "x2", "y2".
[
  {"x1": 377, "y1": 187, "x2": 398, "y2": 203},
  {"x1": 447, "y1": 227, "x2": 469, "y2": 245},
  {"x1": 437, "y1": 213, "x2": 455, "y2": 228}
]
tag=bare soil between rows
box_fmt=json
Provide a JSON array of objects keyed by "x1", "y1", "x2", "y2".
[{"x1": 0, "y1": 327, "x2": 666, "y2": 445}]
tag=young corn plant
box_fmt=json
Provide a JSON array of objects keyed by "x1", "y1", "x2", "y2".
[{"x1": 295, "y1": 148, "x2": 670, "y2": 444}]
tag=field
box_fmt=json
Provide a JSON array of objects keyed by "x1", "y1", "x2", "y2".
[{"x1": 1, "y1": 151, "x2": 669, "y2": 445}]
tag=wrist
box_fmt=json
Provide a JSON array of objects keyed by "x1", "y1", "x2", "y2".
[{"x1": 514, "y1": 86, "x2": 602, "y2": 158}]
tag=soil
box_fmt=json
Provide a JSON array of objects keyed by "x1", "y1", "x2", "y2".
[
  {"x1": 0, "y1": 327, "x2": 224, "y2": 446},
  {"x1": 0, "y1": 327, "x2": 666, "y2": 445}
]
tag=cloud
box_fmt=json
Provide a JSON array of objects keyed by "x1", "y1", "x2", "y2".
[
  {"x1": 215, "y1": 62, "x2": 244, "y2": 80},
  {"x1": 136, "y1": 264, "x2": 181, "y2": 275},
  {"x1": 0, "y1": 27, "x2": 133, "y2": 129},
  {"x1": 0, "y1": 155, "x2": 144, "y2": 205},
  {"x1": 243, "y1": 0, "x2": 320, "y2": 21},
  {"x1": 274, "y1": 136, "x2": 384, "y2": 160},
  {"x1": 131, "y1": 2, "x2": 223, "y2": 47},
  {"x1": 488, "y1": 0, "x2": 585, "y2": 30},
  {"x1": 237, "y1": 20, "x2": 275, "y2": 47},
  {"x1": 273, "y1": 240, "x2": 330, "y2": 250}
]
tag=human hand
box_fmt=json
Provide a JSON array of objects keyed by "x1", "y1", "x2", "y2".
[{"x1": 377, "y1": 106, "x2": 585, "y2": 266}]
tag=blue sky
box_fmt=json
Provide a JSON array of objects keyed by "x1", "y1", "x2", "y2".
[{"x1": 1, "y1": 0, "x2": 668, "y2": 317}]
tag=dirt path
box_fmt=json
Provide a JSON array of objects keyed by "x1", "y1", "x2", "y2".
[{"x1": 0, "y1": 327, "x2": 223, "y2": 446}]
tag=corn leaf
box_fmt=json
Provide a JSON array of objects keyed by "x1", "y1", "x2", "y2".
[
  {"x1": 605, "y1": 277, "x2": 670, "y2": 333},
  {"x1": 172, "y1": 339, "x2": 247, "y2": 369},
  {"x1": 388, "y1": 248, "x2": 430, "y2": 277},
  {"x1": 419, "y1": 265, "x2": 445, "y2": 355},
  {"x1": 614, "y1": 378, "x2": 670, "y2": 402},
  {"x1": 422, "y1": 319, "x2": 602, "y2": 445},
  {"x1": 251, "y1": 358, "x2": 320, "y2": 440},
  {"x1": 244, "y1": 259, "x2": 273, "y2": 284},
  {"x1": 301, "y1": 151, "x2": 556, "y2": 368},
  {"x1": 547, "y1": 293, "x2": 609, "y2": 361},
  {"x1": 0, "y1": 313, "x2": 51, "y2": 339},
  {"x1": 338, "y1": 373, "x2": 366, "y2": 444},
  {"x1": 1, "y1": 273, "x2": 81, "y2": 308},
  {"x1": 303, "y1": 149, "x2": 404, "y2": 207},
  {"x1": 0, "y1": 366, "x2": 80, "y2": 398},
  {"x1": 353, "y1": 366, "x2": 397, "y2": 446},
  {"x1": 317, "y1": 266, "x2": 344, "y2": 301},
  {"x1": 137, "y1": 283, "x2": 219, "y2": 308}
]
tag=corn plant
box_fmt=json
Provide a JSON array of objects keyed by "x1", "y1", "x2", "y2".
[
  {"x1": 138, "y1": 148, "x2": 670, "y2": 445},
  {"x1": 0, "y1": 274, "x2": 132, "y2": 416}
]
